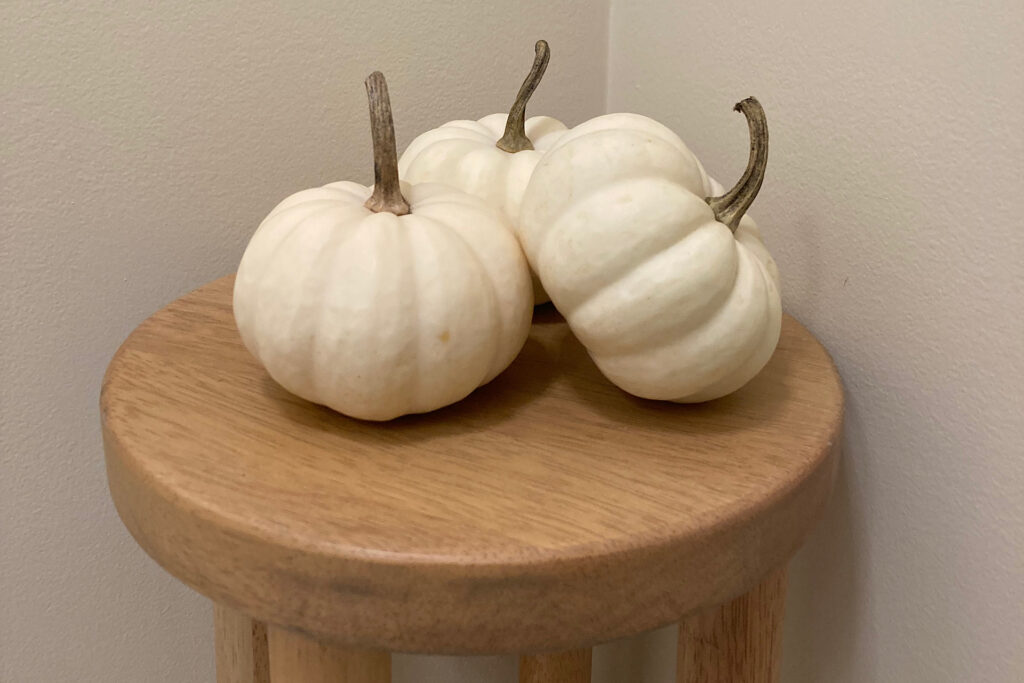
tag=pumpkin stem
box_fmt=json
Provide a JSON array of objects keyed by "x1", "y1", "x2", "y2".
[
  {"x1": 706, "y1": 97, "x2": 768, "y2": 233},
  {"x1": 364, "y1": 71, "x2": 411, "y2": 216},
  {"x1": 496, "y1": 40, "x2": 550, "y2": 153}
]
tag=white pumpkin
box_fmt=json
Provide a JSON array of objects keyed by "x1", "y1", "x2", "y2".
[
  {"x1": 518, "y1": 98, "x2": 782, "y2": 402},
  {"x1": 399, "y1": 40, "x2": 567, "y2": 304},
  {"x1": 234, "y1": 72, "x2": 532, "y2": 421}
]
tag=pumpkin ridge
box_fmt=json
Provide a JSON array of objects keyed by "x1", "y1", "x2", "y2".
[
  {"x1": 676, "y1": 251, "x2": 781, "y2": 401},
  {"x1": 527, "y1": 128, "x2": 707, "y2": 207},
  {"x1": 539, "y1": 125, "x2": 636, "y2": 155},
  {"x1": 475, "y1": 113, "x2": 511, "y2": 139},
  {"x1": 502, "y1": 149, "x2": 544, "y2": 224},
  {"x1": 256, "y1": 204, "x2": 348, "y2": 394},
  {"x1": 413, "y1": 213, "x2": 506, "y2": 387},
  {"x1": 533, "y1": 176, "x2": 708, "y2": 314},
  {"x1": 441, "y1": 119, "x2": 496, "y2": 136},
  {"x1": 257, "y1": 202, "x2": 353, "y2": 272},
  {"x1": 263, "y1": 192, "x2": 361, "y2": 224},
  {"x1": 453, "y1": 145, "x2": 516, "y2": 207},
  {"x1": 399, "y1": 124, "x2": 496, "y2": 176},
  {"x1": 734, "y1": 219, "x2": 780, "y2": 289},
  {"x1": 386, "y1": 214, "x2": 421, "y2": 416},
  {"x1": 321, "y1": 180, "x2": 373, "y2": 199},
  {"x1": 414, "y1": 193, "x2": 497, "y2": 212},
  {"x1": 523, "y1": 116, "x2": 570, "y2": 149},
  {"x1": 261, "y1": 199, "x2": 367, "y2": 238},
  {"x1": 250, "y1": 202, "x2": 348, "y2": 308},
  {"x1": 542, "y1": 116, "x2": 695, "y2": 159},
  {"x1": 521, "y1": 128, "x2": 708, "y2": 255},
  {"x1": 401, "y1": 139, "x2": 497, "y2": 195},
  {"x1": 568, "y1": 223, "x2": 738, "y2": 355},
  {"x1": 406, "y1": 129, "x2": 493, "y2": 161},
  {"x1": 593, "y1": 246, "x2": 771, "y2": 398},
  {"x1": 307, "y1": 217, "x2": 368, "y2": 406}
]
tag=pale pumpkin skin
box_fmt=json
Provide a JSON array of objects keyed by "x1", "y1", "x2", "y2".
[
  {"x1": 398, "y1": 114, "x2": 568, "y2": 228},
  {"x1": 397, "y1": 40, "x2": 565, "y2": 304},
  {"x1": 234, "y1": 180, "x2": 533, "y2": 421},
  {"x1": 399, "y1": 116, "x2": 566, "y2": 306},
  {"x1": 518, "y1": 111, "x2": 782, "y2": 402}
]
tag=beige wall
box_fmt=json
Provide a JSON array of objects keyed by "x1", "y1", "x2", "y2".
[
  {"x1": 609, "y1": 1, "x2": 1024, "y2": 681},
  {"x1": 4, "y1": 1, "x2": 1023, "y2": 681},
  {"x1": 1, "y1": 2, "x2": 607, "y2": 681}
]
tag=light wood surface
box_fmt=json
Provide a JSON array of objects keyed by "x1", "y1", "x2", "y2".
[
  {"x1": 102, "y1": 275, "x2": 842, "y2": 654},
  {"x1": 214, "y1": 604, "x2": 269, "y2": 683},
  {"x1": 677, "y1": 566, "x2": 788, "y2": 683},
  {"x1": 520, "y1": 649, "x2": 592, "y2": 682},
  {"x1": 268, "y1": 626, "x2": 390, "y2": 682}
]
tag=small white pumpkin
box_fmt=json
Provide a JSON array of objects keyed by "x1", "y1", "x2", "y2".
[
  {"x1": 398, "y1": 40, "x2": 567, "y2": 304},
  {"x1": 519, "y1": 98, "x2": 782, "y2": 402},
  {"x1": 234, "y1": 72, "x2": 532, "y2": 421}
]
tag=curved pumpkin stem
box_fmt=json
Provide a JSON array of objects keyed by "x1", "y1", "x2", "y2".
[
  {"x1": 706, "y1": 97, "x2": 768, "y2": 232},
  {"x1": 496, "y1": 40, "x2": 550, "y2": 153},
  {"x1": 364, "y1": 71, "x2": 411, "y2": 216}
]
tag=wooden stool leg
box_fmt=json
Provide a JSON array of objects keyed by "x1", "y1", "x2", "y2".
[
  {"x1": 267, "y1": 625, "x2": 390, "y2": 682},
  {"x1": 519, "y1": 648, "x2": 592, "y2": 682},
  {"x1": 677, "y1": 565, "x2": 788, "y2": 683},
  {"x1": 214, "y1": 603, "x2": 270, "y2": 683}
]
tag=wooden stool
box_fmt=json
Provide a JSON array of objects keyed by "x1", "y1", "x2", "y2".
[{"x1": 101, "y1": 276, "x2": 842, "y2": 683}]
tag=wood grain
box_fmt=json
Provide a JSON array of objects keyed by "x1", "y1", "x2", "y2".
[
  {"x1": 101, "y1": 275, "x2": 842, "y2": 654},
  {"x1": 214, "y1": 604, "x2": 269, "y2": 683},
  {"x1": 677, "y1": 566, "x2": 788, "y2": 683},
  {"x1": 520, "y1": 649, "x2": 592, "y2": 682},
  {"x1": 268, "y1": 627, "x2": 389, "y2": 682}
]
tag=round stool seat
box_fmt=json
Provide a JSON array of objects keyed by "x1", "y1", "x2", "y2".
[{"x1": 102, "y1": 276, "x2": 842, "y2": 655}]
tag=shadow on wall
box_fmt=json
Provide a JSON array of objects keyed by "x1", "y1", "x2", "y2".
[
  {"x1": 782, "y1": 394, "x2": 873, "y2": 683},
  {"x1": 393, "y1": 654, "x2": 517, "y2": 683},
  {"x1": 594, "y1": 623, "x2": 678, "y2": 683},
  {"x1": 391, "y1": 612, "x2": 679, "y2": 682}
]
